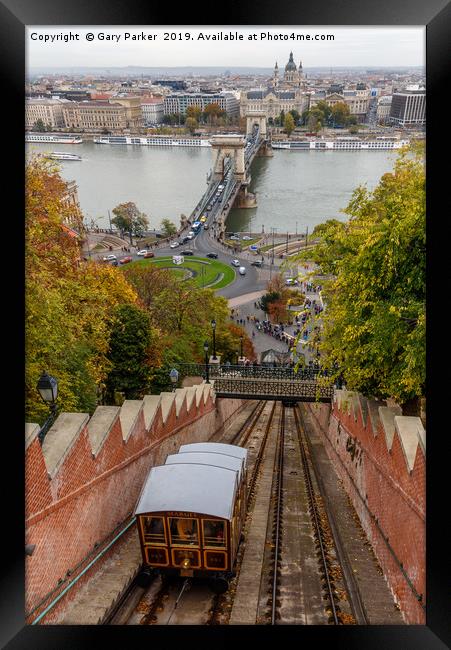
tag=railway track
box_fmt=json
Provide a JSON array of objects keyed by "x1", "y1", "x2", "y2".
[{"x1": 107, "y1": 400, "x2": 366, "y2": 626}]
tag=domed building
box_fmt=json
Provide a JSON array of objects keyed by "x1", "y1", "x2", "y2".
[{"x1": 240, "y1": 52, "x2": 308, "y2": 120}]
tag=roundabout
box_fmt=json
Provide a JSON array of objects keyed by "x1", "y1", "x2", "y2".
[{"x1": 125, "y1": 256, "x2": 236, "y2": 290}]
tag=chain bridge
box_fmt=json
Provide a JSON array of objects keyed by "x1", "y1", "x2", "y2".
[
  {"x1": 174, "y1": 364, "x2": 337, "y2": 404},
  {"x1": 189, "y1": 112, "x2": 273, "y2": 240}
]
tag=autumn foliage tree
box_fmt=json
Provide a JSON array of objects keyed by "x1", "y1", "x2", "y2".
[
  {"x1": 26, "y1": 157, "x2": 140, "y2": 423},
  {"x1": 294, "y1": 145, "x2": 425, "y2": 411}
]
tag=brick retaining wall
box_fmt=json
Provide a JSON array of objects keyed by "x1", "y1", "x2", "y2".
[
  {"x1": 25, "y1": 384, "x2": 246, "y2": 623},
  {"x1": 305, "y1": 391, "x2": 425, "y2": 624}
]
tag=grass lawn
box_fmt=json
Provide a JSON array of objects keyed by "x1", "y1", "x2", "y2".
[{"x1": 126, "y1": 256, "x2": 236, "y2": 290}]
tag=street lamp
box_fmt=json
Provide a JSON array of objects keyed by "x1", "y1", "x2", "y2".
[
  {"x1": 211, "y1": 319, "x2": 217, "y2": 360},
  {"x1": 203, "y1": 341, "x2": 210, "y2": 383},
  {"x1": 169, "y1": 368, "x2": 179, "y2": 392},
  {"x1": 240, "y1": 335, "x2": 244, "y2": 359},
  {"x1": 36, "y1": 371, "x2": 59, "y2": 445}
]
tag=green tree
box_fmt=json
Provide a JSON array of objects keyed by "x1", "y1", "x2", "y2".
[
  {"x1": 312, "y1": 219, "x2": 344, "y2": 239},
  {"x1": 288, "y1": 109, "x2": 300, "y2": 124},
  {"x1": 161, "y1": 218, "x2": 177, "y2": 237},
  {"x1": 293, "y1": 145, "x2": 425, "y2": 411},
  {"x1": 314, "y1": 100, "x2": 332, "y2": 124},
  {"x1": 33, "y1": 119, "x2": 46, "y2": 132},
  {"x1": 111, "y1": 202, "x2": 149, "y2": 244},
  {"x1": 330, "y1": 102, "x2": 351, "y2": 127},
  {"x1": 104, "y1": 304, "x2": 157, "y2": 401},
  {"x1": 284, "y1": 113, "x2": 295, "y2": 137},
  {"x1": 185, "y1": 116, "x2": 198, "y2": 135}
]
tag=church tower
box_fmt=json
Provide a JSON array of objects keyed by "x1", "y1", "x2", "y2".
[
  {"x1": 273, "y1": 61, "x2": 279, "y2": 88},
  {"x1": 284, "y1": 51, "x2": 297, "y2": 84}
]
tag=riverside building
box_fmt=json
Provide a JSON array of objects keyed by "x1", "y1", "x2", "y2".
[
  {"x1": 25, "y1": 97, "x2": 69, "y2": 130},
  {"x1": 389, "y1": 87, "x2": 425, "y2": 126},
  {"x1": 163, "y1": 91, "x2": 240, "y2": 117},
  {"x1": 240, "y1": 52, "x2": 309, "y2": 119}
]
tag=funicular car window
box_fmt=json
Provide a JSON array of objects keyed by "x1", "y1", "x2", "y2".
[
  {"x1": 141, "y1": 516, "x2": 166, "y2": 545},
  {"x1": 169, "y1": 517, "x2": 199, "y2": 546},
  {"x1": 202, "y1": 519, "x2": 226, "y2": 548}
]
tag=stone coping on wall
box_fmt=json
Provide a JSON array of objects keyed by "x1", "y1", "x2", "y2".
[
  {"x1": 333, "y1": 389, "x2": 425, "y2": 474},
  {"x1": 26, "y1": 383, "x2": 216, "y2": 488}
]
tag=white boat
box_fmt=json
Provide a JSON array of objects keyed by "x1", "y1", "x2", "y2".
[
  {"x1": 93, "y1": 135, "x2": 211, "y2": 147},
  {"x1": 26, "y1": 133, "x2": 83, "y2": 144},
  {"x1": 271, "y1": 138, "x2": 410, "y2": 151},
  {"x1": 45, "y1": 152, "x2": 82, "y2": 161}
]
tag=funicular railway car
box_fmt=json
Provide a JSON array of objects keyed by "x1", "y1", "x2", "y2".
[{"x1": 134, "y1": 443, "x2": 248, "y2": 593}]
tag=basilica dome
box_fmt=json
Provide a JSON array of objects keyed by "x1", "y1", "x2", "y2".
[{"x1": 285, "y1": 52, "x2": 297, "y2": 71}]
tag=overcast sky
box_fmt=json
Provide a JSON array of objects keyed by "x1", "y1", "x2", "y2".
[{"x1": 27, "y1": 26, "x2": 425, "y2": 69}]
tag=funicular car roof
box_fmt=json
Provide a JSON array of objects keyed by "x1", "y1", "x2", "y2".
[
  {"x1": 165, "y1": 451, "x2": 244, "y2": 481},
  {"x1": 178, "y1": 442, "x2": 248, "y2": 467},
  {"x1": 135, "y1": 463, "x2": 238, "y2": 520}
]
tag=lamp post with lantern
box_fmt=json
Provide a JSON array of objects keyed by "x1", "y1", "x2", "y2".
[
  {"x1": 36, "y1": 371, "x2": 59, "y2": 445},
  {"x1": 169, "y1": 368, "x2": 179, "y2": 392},
  {"x1": 211, "y1": 319, "x2": 217, "y2": 360},
  {"x1": 204, "y1": 341, "x2": 210, "y2": 383}
]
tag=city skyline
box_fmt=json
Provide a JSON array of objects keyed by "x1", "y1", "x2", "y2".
[{"x1": 27, "y1": 26, "x2": 425, "y2": 69}]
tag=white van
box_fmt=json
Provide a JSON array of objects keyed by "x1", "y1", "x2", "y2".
[{"x1": 239, "y1": 266, "x2": 246, "y2": 275}]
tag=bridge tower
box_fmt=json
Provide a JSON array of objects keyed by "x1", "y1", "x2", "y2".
[
  {"x1": 245, "y1": 112, "x2": 273, "y2": 157},
  {"x1": 210, "y1": 134, "x2": 246, "y2": 182},
  {"x1": 246, "y1": 111, "x2": 267, "y2": 138}
]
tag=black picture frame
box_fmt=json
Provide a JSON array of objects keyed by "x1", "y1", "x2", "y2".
[{"x1": 2, "y1": 0, "x2": 449, "y2": 647}]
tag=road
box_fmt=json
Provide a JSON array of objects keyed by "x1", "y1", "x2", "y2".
[{"x1": 86, "y1": 127, "x2": 286, "y2": 300}]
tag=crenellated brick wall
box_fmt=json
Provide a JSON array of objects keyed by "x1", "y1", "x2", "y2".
[
  {"x1": 305, "y1": 390, "x2": 426, "y2": 624},
  {"x1": 25, "y1": 383, "x2": 246, "y2": 623}
]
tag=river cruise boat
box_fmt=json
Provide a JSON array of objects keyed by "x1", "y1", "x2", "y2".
[
  {"x1": 271, "y1": 137, "x2": 410, "y2": 151},
  {"x1": 93, "y1": 135, "x2": 211, "y2": 147},
  {"x1": 45, "y1": 152, "x2": 82, "y2": 161},
  {"x1": 25, "y1": 133, "x2": 83, "y2": 144}
]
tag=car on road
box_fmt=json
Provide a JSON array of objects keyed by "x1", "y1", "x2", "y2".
[
  {"x1": 200, "y1": 216, "x2": 207, "y2": 223},
  {"x1": 285, "y1": 278, "x2": 299, "y2": 285},
  {"x1": 181, "y1": 236, "x2": 190, "y2": 243},
  {"x1": 242, "y1": 235, "x2": 252, "y2": 241},
  {"x1": 119, "y1": 256, "x2": 133, "y2": 264},
  {"x1": 136, "y1": 249, "x2": 149, "y2": 256},
  {"x1": 251, "y1": 260, "x2": 263, "y2": 267},
  {"x1": 203, "y1": 224, "x2": 209, "y2": 230},
  {"x1": 231, "y1": 259, "x2": 240, "y2": 267},
  {"x1": 143, "y1": 251, "x2": 154, "y2": 258},
  {"x1": 170, "y1": 241, "x2": 179, "y2": 249},
  {"x1": 103, "y1": 254, "x2": 117, "y2": 262},
  {"x1": 229, "y1": 235, "x2": 240, "y2": 241},
  {"x1": 239, "y1": 266, "x2": 246, "y2": 275},
  {"x1": 180, "y1": 250, "x2": 194, "y2": 256},
  {"x1": 206, "y1": 252, "x2": 218, "y2": 259}
]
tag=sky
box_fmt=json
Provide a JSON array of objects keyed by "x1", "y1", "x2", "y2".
[{"x1": 26, "y1": 26, "x2": 425, "y2": 69}]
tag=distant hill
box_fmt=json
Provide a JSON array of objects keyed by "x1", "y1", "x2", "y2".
[{"x1": 28, "y1": 65, "x2": 424, "y2": 78}]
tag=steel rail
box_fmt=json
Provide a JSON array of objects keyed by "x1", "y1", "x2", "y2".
[
  {"x1": 296, "y1": 405, "x2": 369, "y2": 624},
  {"x1": 271, "y1": 403, "x2": 285, "y2": 625},
  {"x1": 293, "y1": 406, "x2": 340, "y2": 625}
]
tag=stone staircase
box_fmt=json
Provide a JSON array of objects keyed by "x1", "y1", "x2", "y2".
[{"x1": 59, "y1": 530, "x2": 142, "y2": 625}]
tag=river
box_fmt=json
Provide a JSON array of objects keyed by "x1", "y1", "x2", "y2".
[{"x1": 27, "y1": 141, "x2": 398, "y2": 233}]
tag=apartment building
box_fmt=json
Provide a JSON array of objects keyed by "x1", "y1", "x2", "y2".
[
  {"x1": 389, "y1": 88, "x2": 425, "y2": 126},
  {"x1": 25, "y1": 98, "x2": 69, "y2": 129},
  {"x1": 163, "y1": 92, "x2": 239, "y2": 117}
]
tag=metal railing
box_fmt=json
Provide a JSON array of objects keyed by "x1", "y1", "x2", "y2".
[{"x1": 174, "y1": 363, "x2": 336, "y2": 381}]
